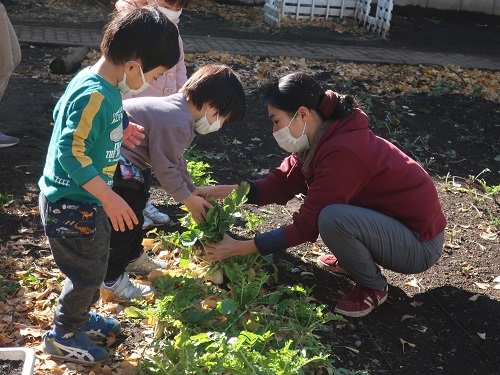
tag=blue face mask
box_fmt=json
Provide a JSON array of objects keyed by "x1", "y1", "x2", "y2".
[{"x1": 117, "y1": 65, "x2": 150, "y2": 95}]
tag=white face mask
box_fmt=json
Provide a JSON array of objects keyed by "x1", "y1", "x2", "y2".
[
  {"x1": 117, "y1": 65, "x2": 150, "y2": 95},
  {"x1": 194, "y1": 109, "x2": 221, "y2": 134},
  {"x1": 273, "y1": 111, "x2": 309, "y2": 153},
  {"x1": 158, "y1": 6, "x2": 182, "y2": 24}
]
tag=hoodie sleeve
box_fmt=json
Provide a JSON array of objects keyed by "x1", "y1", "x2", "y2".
[{"x1": 148, "y1": 124, "x2": 195, "y2": 202}]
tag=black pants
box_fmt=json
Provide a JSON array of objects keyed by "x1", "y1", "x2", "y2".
[{"x1": 105, "y1": 167, "x2": 148, "y2": 282}]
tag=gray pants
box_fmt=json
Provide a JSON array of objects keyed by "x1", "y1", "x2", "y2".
[
  {"x1": 318, "y1": 204, "x2": 444, "y2": 290},
  {"x1": 39, "y1": 193, "x2": 111, "y2": 334}
]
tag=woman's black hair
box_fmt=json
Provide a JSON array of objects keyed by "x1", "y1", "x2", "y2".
[{"x1": 262, "y1": 72, "x2": 358, "y2": 120}]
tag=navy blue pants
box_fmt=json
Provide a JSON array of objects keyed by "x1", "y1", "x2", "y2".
[{"x1": 39, "y1": 192, "x2": 111, "y2": 334}]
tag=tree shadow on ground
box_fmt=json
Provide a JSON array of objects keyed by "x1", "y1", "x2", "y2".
[{"x1": 272, "y1": 250, "x2": 500, "y2": 375}]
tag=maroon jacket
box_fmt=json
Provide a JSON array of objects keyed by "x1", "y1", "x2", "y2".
[{"x1": 253, "y1": 108, "x2": 446, "y2": 251}]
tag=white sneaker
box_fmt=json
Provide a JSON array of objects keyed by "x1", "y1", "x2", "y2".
[
  {"x1": 125, "y1": 251, "x2": 169, "y2": 275},
  {"x1": 142, "y1": 214, "x2": 154, "y2": 229},
  {"x1": 143, "y1": 201, "x2": 171, "y2": 225},
  {"x1": 101, "y1": 273, "x2": 156, "y2": 301},
  {"x1": 0, "y1": 133, "x2": 19, "y2": 148}
]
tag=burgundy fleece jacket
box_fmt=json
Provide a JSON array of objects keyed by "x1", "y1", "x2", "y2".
[{"x1": 252, "y1": 108, "x2": 447, "y2": 254}]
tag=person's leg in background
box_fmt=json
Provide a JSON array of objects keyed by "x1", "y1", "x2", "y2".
[{"x1": 0, "y1": 1, "x2": 21, "y2": 147}]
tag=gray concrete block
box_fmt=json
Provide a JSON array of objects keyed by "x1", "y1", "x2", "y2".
[{"x1": 461, "y1": 0, "x2": 495, "y2": 13}]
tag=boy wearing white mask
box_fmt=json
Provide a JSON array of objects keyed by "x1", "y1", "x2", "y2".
[
  {"x1": 116, "y1": 0, "x2": 190, "y2": 228},
  {"x1": 102, "y1": 64, "x2": 246, "y2": 301},
  {"x1": 38, "y1": 7, "x2": 179, "y2": 364}
]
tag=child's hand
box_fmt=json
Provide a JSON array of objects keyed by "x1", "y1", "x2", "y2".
[
  {"x1": 122, "y1": 121, "x2": 145, "y2": 149},
  {"x1": 102, "y1": 192, "x2": 138, "y2": 231},
  {"x1": 182, "y1": 194, "x2": 212, "y2": 221},
  {"x1": 192, "y1": 185, "x2": 237, "y2": 201}
]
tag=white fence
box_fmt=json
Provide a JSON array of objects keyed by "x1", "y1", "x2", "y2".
[{"x1": 264, "y1": 0, "x2": 394, "y2": 38}]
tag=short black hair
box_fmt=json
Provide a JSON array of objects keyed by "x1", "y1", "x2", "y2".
[
  {"x1": 180, "y1": 64, "x2": 246, "y2": 124},
  {"x1": 101, "y1": 6, "x2": 180, "y2": 72}
]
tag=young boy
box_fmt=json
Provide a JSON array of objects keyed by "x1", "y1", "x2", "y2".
[
  {"x1": 116, "y1": 0, "x2": 191, "y2": 229},
  {"x1": 102, "y1": 64, "x2": 245, "y2": 301},
  {"x1": 38, "y1": 7, "x2": 180, "y2": 364}
]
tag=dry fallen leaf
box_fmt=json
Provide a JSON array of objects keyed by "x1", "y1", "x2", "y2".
[
  {"x1": 399, "y1": 337, "x2": 416, "y2": 352},
  {"x1": 401, "y1": 314, "x2": 415, "y2": 322},
  {"x1": 474, "y1": 282, "x2": 490, "y2": 290},
  {"x1": 469, "y1": 294, "x2": 481, "y2": 301}
]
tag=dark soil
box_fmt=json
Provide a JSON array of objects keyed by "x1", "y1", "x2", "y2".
[
  {"x1": 1, "y1": 1, "x2": 499, "y2": 374},
  {"x1": 0, "y1": 359, "x2": 23, "y2": 375}
]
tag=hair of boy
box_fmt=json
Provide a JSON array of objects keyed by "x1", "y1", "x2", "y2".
[
  {"x1": 179, "y1": 64, "x2": 246, "y2": 124},
  {"x1": 101, "y1": 6, "x2": 180, "y2": 72}
]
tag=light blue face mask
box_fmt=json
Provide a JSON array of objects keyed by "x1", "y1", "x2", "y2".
[{"x1": 117, "y1": 64, "x2": 150, "y2": 95}]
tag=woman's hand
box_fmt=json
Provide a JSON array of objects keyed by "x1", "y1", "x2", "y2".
[
  {"x1": 204, "y1": 234, "x2": 259, "y2": 262},
  {"x1": 182, "y1": 193, "x2": 212, "y2": 221},
  {"x1": 122, "y1": 121, "x2": 145, "y2": 149}
]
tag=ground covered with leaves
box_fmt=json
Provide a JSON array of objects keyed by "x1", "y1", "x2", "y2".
[{"x1": 1, "y1": 1, "x2": 499, "y2": 374}]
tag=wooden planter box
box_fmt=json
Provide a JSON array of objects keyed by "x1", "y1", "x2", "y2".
[{"x1": 0, "y1": 347, "x2": 36, "y2": 375}]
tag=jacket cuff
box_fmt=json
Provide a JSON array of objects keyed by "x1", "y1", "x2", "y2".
[
  {"x1": 246, "y1": 180, "x2": 259, "y2": 204},
  {"x1": 254, "y1": 228, "x2": 289, "y2": 256}
]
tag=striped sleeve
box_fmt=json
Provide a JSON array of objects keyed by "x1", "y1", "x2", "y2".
[{"x1": 59, "y1": 91, "x2": 106, "y2": 186}]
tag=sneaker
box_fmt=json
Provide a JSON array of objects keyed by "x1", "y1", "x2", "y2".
[
  {"x1": 125, "y1": 251, "x2": 169, "y2": 275},
  {"x1": 143, "y1": 201, "x2": 171, "y2": 225},
  {"x1": 142, "y1": 214, "x2": 154, "y2": 229},
  {"x1": 316, "y1": 254, "x2": 348, "y2": 275},
  {"x1": 43, "y1": 329, "x2": 108, "y2": 365},
  {"x1": 102, "y1": 273, "x2": 156, "y2": 301},
  {"x1": 0, "y1": 133, "x2": 19, "y2": 148},
  {"x1": 83, "y1": 312, "x2": 121, "y2": 340},
  {"x1": 334, "y1": 284, "x2": 389, "y2": 318}
]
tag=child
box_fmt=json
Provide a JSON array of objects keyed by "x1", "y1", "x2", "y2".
[
  {"x1": 38, "y1": 7, "x2": 180, "y2": 364},
  {"x1": 116, "y1": 0, "x2": 190, "y2": 229},
  {"x1": 102, "y1": 64, "x2": 245, "y2": 301}
]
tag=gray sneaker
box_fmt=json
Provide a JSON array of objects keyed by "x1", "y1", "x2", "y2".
[
  {"x1": 101, "y1": 273, "x2": 156, "y2": 301},
  {"x1": 143, "y1": 201, "x2": 171, "y2": 225},
  {"x1": 142, "y1": 214, "x2": 154, "y2": 229},
  {"x1": 125, "y1": 251, "x2": 169, "y2": 275},
  {"x1": 0, "y1": 133, "x2": 19, "y2": 148}
]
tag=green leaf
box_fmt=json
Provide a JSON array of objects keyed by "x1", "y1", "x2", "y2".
[
  {"x1": 124, "y1": 306, "x2": 146, "y2": 319},
  {"x1": 217, "y1": 298, "x2": 238, "y2": 315}
]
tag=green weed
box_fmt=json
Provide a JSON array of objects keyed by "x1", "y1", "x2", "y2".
[{"x1": 0, "y1": 275, "x2": 20, "y2": 301}]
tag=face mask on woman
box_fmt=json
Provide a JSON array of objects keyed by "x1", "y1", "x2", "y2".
[
  {"x1": 117, "y1": 64, "x2": 150, "y2": 95},
  {"x1": 194, "y1": 109, "x2": 221, "y2": 134},
  {"x1": 158, "y1": 6, "x2": 182, "y2": 24},
  {"x1": 273, "y1": 111, "x2": 309, "y2": 153}
]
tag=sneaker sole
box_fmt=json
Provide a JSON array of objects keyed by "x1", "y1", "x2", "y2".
[
  {"x1": 334, "y1": 293, "x2": 388, "y2": 318},
  {"x1": 316, "y1": 258, "x2": 348, "y2": 275},
  {"x1": 47, "y1": 352, "x2": 108, "y2": 365}
]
